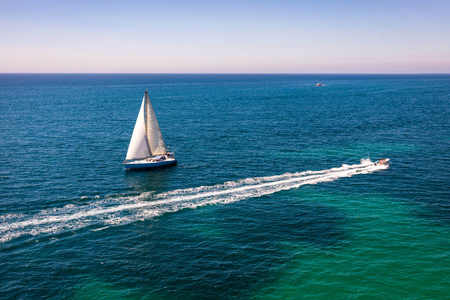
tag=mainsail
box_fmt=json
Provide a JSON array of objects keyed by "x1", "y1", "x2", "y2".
[{"x1": 125, "y1": 92, "x2": 166, "y2": 160}]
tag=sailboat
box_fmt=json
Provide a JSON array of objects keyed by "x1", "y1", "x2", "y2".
[{"x1": 123, "y1": 91, "x2": 177, "y2": 170}]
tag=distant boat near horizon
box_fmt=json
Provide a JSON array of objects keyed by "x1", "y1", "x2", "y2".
[{"x1": 123, "y1": 91, "x2": 177, "y2": 170}]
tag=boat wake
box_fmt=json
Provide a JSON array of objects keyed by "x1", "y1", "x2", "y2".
[{"x1": 0, "y1": 159, "x2": 388, "y2": 243}]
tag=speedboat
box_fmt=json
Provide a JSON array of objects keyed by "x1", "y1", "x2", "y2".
[{"x1": 374, "y1": 158, "x2": 390, "y2": 166}]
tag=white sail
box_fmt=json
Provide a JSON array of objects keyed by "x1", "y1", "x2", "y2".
[
  {"x1": 125, "y1": 96, "x2": 151, "y2": 160},
  {"x1": 144, "y1": 92, "x2": 167, "y2": 155}
]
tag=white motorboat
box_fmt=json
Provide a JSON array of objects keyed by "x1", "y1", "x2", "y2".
[{"x1": 374, "y1": 158, "x2": 390, "y2": 166}]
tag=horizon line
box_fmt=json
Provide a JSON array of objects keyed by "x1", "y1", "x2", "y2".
[{"x1": 1, "y1": 72, "x2": 449, "y2": 75}]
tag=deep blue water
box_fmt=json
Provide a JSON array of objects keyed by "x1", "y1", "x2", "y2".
[{"x1": 0, "y1": 74, "x2": 449, "y2": 299}]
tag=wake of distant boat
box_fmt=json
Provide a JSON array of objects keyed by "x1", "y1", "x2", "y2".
[{"x1": 0, "y1": 159, "x2": 388, "y2": 243}]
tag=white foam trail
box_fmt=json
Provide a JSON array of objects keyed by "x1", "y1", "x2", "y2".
[{"x1": 0, "y1": 159, "x2": 388, "y2": 243}]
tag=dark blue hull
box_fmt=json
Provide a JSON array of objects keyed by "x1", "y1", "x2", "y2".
[{"x1": 124, "y1": 159, "x2": 177, "y2": 170}]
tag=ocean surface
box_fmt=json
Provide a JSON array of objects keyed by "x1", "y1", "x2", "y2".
[{"x1": 0, "y1": 74, "x2": 448, "y2": 299}]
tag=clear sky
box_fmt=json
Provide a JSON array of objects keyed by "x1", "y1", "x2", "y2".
[{"x1": 1, "y1": 0, "x2": 449, "y2": 73}]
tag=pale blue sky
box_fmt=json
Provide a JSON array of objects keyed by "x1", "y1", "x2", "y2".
[{"x1": 1, "y1": 0, "x2": 449, "y2": 73}]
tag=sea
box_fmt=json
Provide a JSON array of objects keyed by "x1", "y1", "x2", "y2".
[{"x1": 0, "y1": 74, "x2": 448, "y2": 299}]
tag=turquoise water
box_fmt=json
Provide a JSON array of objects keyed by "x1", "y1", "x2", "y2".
[{"x1": 0, "y1": 74, "x2": 449, "y2": 299}]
